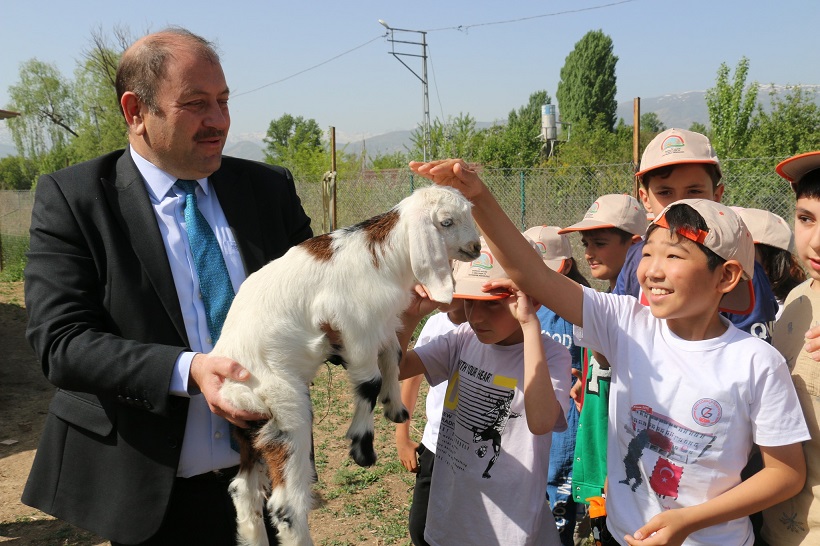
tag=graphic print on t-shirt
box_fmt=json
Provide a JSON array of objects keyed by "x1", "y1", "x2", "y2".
[
  {"x1": 619, "y1": 405, "x2": 716, "y2": 499},
  {"x1": 440, "y1": 360, "x2": 519, "y2": 479}
]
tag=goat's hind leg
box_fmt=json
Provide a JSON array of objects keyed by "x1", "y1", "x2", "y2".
[
  {"x1": 259, "y1": 402, "x2": 315, "y2": 545},
  {"x1": 229, "y1": 425, "x2": 272, "y2": 546},
  {"x1": 377, "y1": 336, "x2": 409, "y2": 424}
]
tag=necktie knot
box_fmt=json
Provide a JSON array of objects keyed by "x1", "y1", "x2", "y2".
[{"x1": 176, "y1": 179, "x2": 199, "y2": 196}]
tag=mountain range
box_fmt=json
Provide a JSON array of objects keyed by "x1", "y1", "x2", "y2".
[{"x1": 2, "y1": 87, "x2": 818, "y2": 162}]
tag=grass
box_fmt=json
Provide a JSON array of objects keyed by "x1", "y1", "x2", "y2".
[{"x1": 0, "y1": 234, "x2": 28, "y2": 282}]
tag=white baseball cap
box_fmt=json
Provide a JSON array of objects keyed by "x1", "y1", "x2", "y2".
[
  {"x1": 636, "y1": 129, "x2": 721, "y2": 180},
  {"x1": 523, "y1": 225, "x2": 572, "y2": 272},
  {"x1": 452, "y1": 236, "x2": 539, "y2": 300},
  {"x1": 731, "y1": 206, "x2": 794, "y2": 253},
  {"x1": 558, "y1": 194, "x2": 648, "y2": 237},
  {"x1": 652, "y1": 199, "x2": 755, "y2": 315}
]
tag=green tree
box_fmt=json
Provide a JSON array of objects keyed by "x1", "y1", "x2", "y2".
[
  {"x1": 640, "y1": 112, "x2": 666, "y2": 134},
  {"x1": 688, "y1": 121, "x2": 709, "y2": 135},
  {"x1": 0, "y1": 155, "x2": 38, "y2": 190},
  {"x1": 705, "y1": 57, "x2": 758, "y2": 158},
  {"x1": 6, "y1": 59, "x2": 78, "y2": 174},
  {"x1": 407, "y1": 113, "x2": 479, "y2": 162},
  {"x1": 746, "y1": 85, "x2": 820, "y2": 157},
  {"x1": 555, "y1": 30, "x2": 618, "y2": 131}
]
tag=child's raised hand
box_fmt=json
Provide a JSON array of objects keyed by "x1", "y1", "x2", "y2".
[
  {"x1": 404, "y1": 284, "x2": 447, "y2": 321},
  {"x1": 408, "y1": 159, "x2": 485, "y2": 200}
]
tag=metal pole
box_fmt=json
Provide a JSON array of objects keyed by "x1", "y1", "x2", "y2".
[
  {"x1": 633, "y1": 97, "x2": 641, "y2": 199},
  {"x1": 330, "y1": 126, "x2": 337, "y2": 231},
  {"x1": 380, "y1": 22, "x2": 431, "y2": 161}
]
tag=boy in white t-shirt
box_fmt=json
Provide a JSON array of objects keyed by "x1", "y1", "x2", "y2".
[
  {"x1": 410, "y1": 158, "x2": 809, "y2": 546},
  {"x1": 395, "y1": 299, "x2": 465, "y2": 546},
  {"x1": 399, "y1": 238, "x2": 572, "y2": 546}
]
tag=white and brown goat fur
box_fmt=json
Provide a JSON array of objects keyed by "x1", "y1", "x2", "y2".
[{"x1": 214, "y1": 185, "x2": 481, "y2": 546}]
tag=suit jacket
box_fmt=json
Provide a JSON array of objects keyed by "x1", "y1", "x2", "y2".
[{"x1": 22, "y1": 149, "x2": 313, "y2": 544}]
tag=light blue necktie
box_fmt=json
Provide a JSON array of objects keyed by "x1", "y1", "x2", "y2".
[{"x1": 176, "y1": 179, "x2": 235, "y2": 345}]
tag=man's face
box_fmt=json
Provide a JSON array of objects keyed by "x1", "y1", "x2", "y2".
[
  {"x1": 135, "y1": 48, "x2": 230, "y2": 180},
  {"x1": 639, "y1": 164, "x2": 723, "y2": 216}
]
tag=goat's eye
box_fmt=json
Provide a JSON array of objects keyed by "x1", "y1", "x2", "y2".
[{"x1": 440, "y1": 219, "x2": 454, "y2": 228}]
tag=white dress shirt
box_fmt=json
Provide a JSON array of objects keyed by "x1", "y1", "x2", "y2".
[{"x1": 131, "y1": 147, "x2": 244, "y2": 477}]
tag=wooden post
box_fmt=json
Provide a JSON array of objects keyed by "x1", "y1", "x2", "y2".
[
  {"x1": 633, "y1": 97, "x2": 641, "y2": 198},
  {"x1": 330, "y1": 127, "x2": 337, "y2": 231}
]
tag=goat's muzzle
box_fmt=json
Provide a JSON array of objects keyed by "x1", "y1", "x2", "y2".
[{"x1": 459, "y1": 241, "x2": 482, "y2": 261}]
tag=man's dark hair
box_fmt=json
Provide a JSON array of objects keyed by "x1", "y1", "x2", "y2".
[
  {"x1": 793, "y1": 169, "x2": 820, "y2": 200},
  {"x1": 116, "y1": 27, "x2": 220, "y2": 114},
  {"x1": 645, "y1": 203, "x2": 725, "y2": 271},
  {"x1": 640, "y1": 164, "x2": 722, "y2": 191}
]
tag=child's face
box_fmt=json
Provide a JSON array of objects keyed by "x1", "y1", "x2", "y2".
[
  {"x1": 581, "y1": 230, "x2": 634, "y2": 283},
  {"x1": 463, "y1": 297, "x2": 523, "y2": 346},
  {"x1": 637, "y1": 227, "x2": 725, "y2": 324},
  {"x1": 794, "y1": 196, "x2": 820, "y2": 283},
  {"x1": 639, "y1": 164, "x2": 724, "y2": 216}
]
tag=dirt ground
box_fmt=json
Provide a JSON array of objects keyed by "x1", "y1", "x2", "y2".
[{"x1": 0, "y1": 281, "x2": 415, "y2": 545}]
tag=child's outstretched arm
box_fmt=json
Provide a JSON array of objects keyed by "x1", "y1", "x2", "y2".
[
  {"x1": 623, "y1": 442, "x2": 806, "y2": 546},
  {"x1": 398, "y1": 285, "x2": 443, "y2": 381},
  {"x1": 395, "y1": 375, "x2": 424, "y2": 472},
  {"x1": 410, "y1": 159, "x2": 584, "y2": 326},
  {"x1": 513, "y1": 288, "x2": 562, "y2": 435}
]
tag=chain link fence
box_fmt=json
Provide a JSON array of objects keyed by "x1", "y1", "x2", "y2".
[{"x1": 0, "y1": 157, "x2": 796, "y2": 280}]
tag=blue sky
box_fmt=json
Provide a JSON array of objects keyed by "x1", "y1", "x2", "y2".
[{"x1": 1, "y1": 0, "x2": 818, "y2": 144}]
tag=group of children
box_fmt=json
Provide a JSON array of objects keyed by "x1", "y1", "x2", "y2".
[{"x1": 391, "y1": 129, "x2": 820, "y2": 546}]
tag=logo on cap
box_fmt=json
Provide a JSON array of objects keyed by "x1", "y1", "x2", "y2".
[
  {"x1": 472, "y1": 251, "x2": 494, "y2": 270},
  {"x1": 585, "y1": 201, "x2": 601, "y2": 218},
  {"x1": 661, "y1": 135, "x2": 685, "y2": 156}
]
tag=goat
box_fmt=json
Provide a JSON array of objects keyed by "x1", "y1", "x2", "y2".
[{"x1": 214, "y1": 185, "x2": 481, "y2": 546}]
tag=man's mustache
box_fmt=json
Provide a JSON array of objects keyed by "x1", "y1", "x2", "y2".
[{"x1": 194, "y1": 129, "x2": 226, "y2": 140}]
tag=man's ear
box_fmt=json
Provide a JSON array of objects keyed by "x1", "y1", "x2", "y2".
[
  {"x1": 120, "y1": 91, "x2": 145, "y2": 135},
  {"x1": 717, "y1": 260, "x2": 744, "y2": 295}
]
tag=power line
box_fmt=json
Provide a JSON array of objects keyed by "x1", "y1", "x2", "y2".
[
  {"x1": 424, "y1": 0, "x2": 638, "y2": 32},
  {"x1": 231, "y1": 34, "x2": 386, "y2": 98},
  {"x1": 231, "y1": 0, "x2": 638, "y2": 99}
]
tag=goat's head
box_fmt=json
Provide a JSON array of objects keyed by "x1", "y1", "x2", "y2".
[{"x1": 402, "y1": 185, "x2": 481, "y2": 303}]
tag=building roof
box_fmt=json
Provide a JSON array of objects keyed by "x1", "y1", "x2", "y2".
[{"x1": 0, "y1": 109, "x2": 21, "y2": 120}]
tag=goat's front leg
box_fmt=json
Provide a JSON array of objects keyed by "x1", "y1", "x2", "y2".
[
  {"x1": 377, "y1": 335, "x2": 409, "y2": 424},
  {"x1": 229, "y1": 426, "x2": 271, "y2": 546},
  {"x1": 343, "y1": 346, "x2": 383, "y2": 467}
]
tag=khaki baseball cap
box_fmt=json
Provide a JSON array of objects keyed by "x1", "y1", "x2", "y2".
[
  {"x1": 523, "y1": 225, "x2": 572, "y2": 272},
  {"x1": 558, "y1": 194, "x2": 648, "y2": 237},
  {"x1": 452, "y1": 237, "x2": 530, "y2": 300},
  {"x1": 636, "y1": 128, "x2": 721, "y2": 180},
  {"x1": 730, "y1": 206, "x2": 794, "y2": 253},
  {"x1": 775, "y1": 151, "x2": 820, "y2": 185},
  {"x1": 652, "y1": 199, "x2": 755, "y2": 315}
]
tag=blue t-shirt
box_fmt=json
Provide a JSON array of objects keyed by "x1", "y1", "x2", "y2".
[{"x1": 613, "y1": 239, "x2": 778, "y2": 343}]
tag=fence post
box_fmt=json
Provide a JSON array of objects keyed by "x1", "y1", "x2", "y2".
[{"x1": 520, "y1": 170, "x2": 526, "y2": 230}]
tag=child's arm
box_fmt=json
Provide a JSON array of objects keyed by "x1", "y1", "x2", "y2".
[
  {"x1": 395, "y1": 374, "x2": 423, "y2": 472},
  {"x1": 513, "y1": 289, "x2": 562, "y2": 435},
  {"x1": 398, "y1": 285, "x2": 442, "y2": 381},
  {"x1": 624, "y1": 442, "x2": 806, "y2": 546},
  {"x1": 410, "y1": 159, "x2": 584, "y2": 326}
]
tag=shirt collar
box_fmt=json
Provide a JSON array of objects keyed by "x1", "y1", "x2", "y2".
[{"x1": 129, "y1": 146, "x2": 211, "y2": 202}]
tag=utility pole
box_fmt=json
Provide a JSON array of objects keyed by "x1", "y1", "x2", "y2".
[{"x1": 379, "y1": 20, "x2": 431, "y2": 161}]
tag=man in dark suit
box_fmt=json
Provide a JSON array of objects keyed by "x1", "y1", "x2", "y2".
[{"x1": 22, "y1": 27, "x2": 312, "y2": 545}]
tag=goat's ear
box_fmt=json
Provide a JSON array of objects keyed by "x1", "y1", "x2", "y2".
[{"x1": 409, "y1": 214, "x2": 454, "y2": 303}]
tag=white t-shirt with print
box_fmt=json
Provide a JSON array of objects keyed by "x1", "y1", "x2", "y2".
[
  {"x1": 414, "y1": 322, "x2": 572, "y2": 546},
  {"x1": 575, "y1": 286, "x2": 810, "y2": 546},
  {"x1": 415, "y1": 312, "x2": 459, "y2": 454}
]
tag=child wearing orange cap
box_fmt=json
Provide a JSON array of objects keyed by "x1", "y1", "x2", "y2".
[
  {"x1": 761, "y1": 151, "x2": 820, "y2": 545},
  {"x1": 411, "y1": 158, "x2": 808, "y2": 546}
]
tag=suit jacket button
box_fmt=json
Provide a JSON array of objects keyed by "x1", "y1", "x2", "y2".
[{"x1": 143, "y1": 400, "x2": 153, "y2": 410}]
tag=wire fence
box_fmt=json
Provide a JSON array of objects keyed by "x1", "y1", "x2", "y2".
[{"x1": 0, "y1": 158, "x2": 796, "y2": 280}]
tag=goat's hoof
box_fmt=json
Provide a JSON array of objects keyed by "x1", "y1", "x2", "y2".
[
  {"x1": 349, "y1": 432, "x2": 377, "y2": 467},
  {"x1": 384, "y1": 407, "x2": 409, "y2": 424}
]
